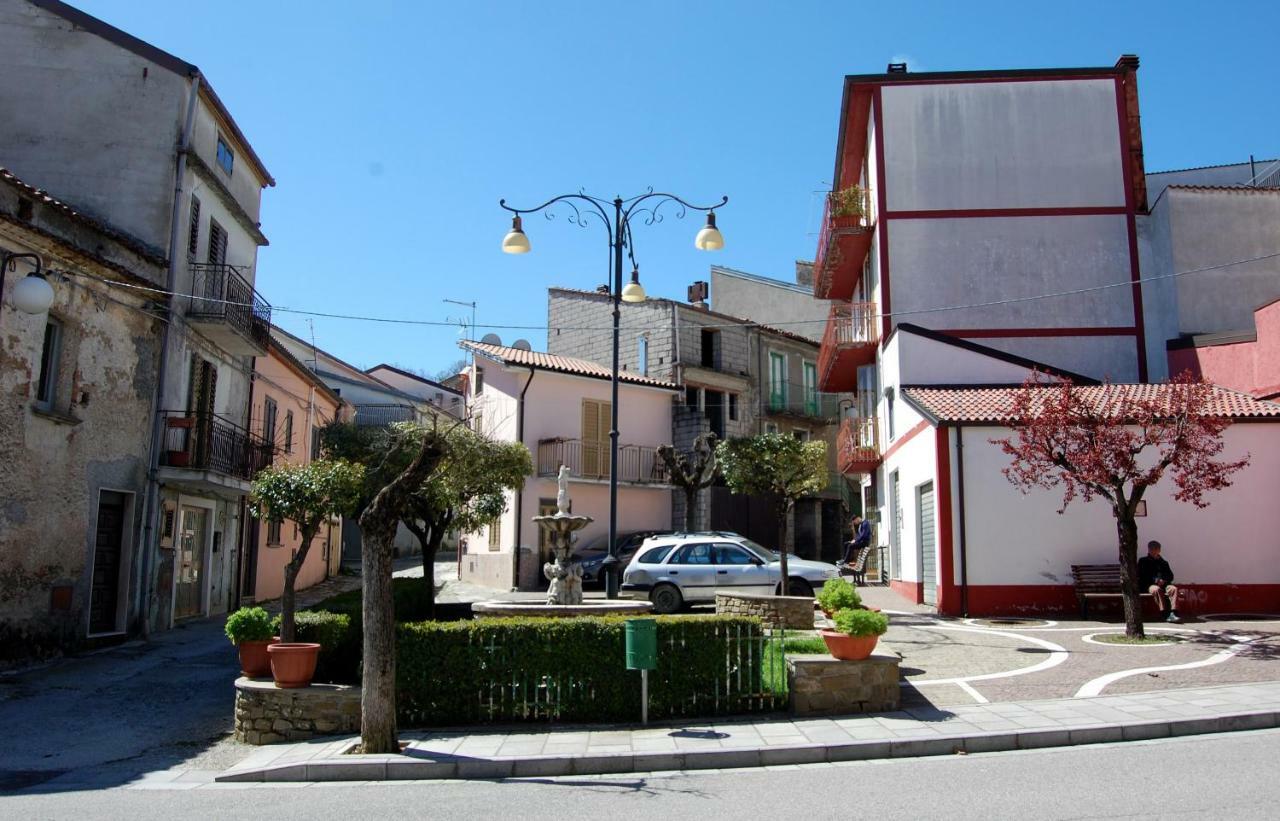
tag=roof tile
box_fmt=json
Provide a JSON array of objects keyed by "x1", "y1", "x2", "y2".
[
  {"x1": 461, "y1": 341, "x2": 679, "y2": 390},
  {"x1": 902, "y1": 384, "x2": 1280, "y2": 423}
]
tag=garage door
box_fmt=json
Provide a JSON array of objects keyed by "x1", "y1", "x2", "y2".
[{"x1": 918, "y1": 482, "x2": 936, "y2": 606}]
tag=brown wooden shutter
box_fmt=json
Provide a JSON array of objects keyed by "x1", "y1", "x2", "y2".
[
  {"x1": 580, "y1": 399, "x2": 611, "y2": 477},
  {"x1": 208, "y1": 220, "x2": 227, "y2": 266},
  {"x1": 187, "y1": 196, "x2": 201, "y2": 258}
]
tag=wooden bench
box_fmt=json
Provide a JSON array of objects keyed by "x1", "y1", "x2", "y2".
[{"x1": 1071, "y1": 564, "x2": 1153, "y2": 619}]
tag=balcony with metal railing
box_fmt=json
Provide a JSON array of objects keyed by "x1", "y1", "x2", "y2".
[
  {"x1": 837, "y1": 416, "x2": 880, "y2": 475},
  {"x1": 187, "y1": 263, "x2": 272, "y2": 356},
  {"x1": 817, "y1": 302, "x2": 878, "y2": 392},
  {"x1": 537, "y1": 438, "x2": 670, "y2": 486},
  {"x1": 158, "y1": 410, "x2": 274, "y2": 487},
  {"x1": 813, "y1": 188, "x2": 875, "y2": 301},
  {"x1": 763, "y1": 381, "x2": 842, "y2": 421}
]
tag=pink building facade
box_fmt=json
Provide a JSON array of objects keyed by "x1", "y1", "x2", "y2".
[
  {"x1": 1168, "y1": 298, "x2": 1280, "y2": 401},
  {"x1": 243, "y1": 335, "x2": 348, "y2": 603}
]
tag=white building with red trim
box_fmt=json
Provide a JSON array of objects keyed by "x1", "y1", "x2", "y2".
[{"x1": 812, "y1": 56, "x2": 1280, "y2": 616}]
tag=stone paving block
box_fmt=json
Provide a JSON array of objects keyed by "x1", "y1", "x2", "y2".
[
  {"x1": 387, "y1": 760, "x2": 456, "y2": 780},
  {"x1": 632, "y1": 752, "x2": 687, "y2": 772},
  {"x1": 303, "y1": 761, "x2": 385, "y2": 781},
  {"x1": 572, "y1": 754, "x2": 634, "y2": 775},
  {"x1": 455, "y1": 759, "x2": 515, "y2": 780},
  {"x1": 959, "y1": 732, "x2": 1015, "y2": 754},
  {"x1": 1067, "y1": 725, "x2": 1124, "y2": 746},
  {"x1": 890, "y1": 736, "x2": 958, "y2": 758},
  {"x1": 511, "y1": 756, "x2": 573, "y2": 778},
  {"x1": 827, "y1": 740, "x2": 893, "y2": 761},
  {"x1": 1220, "y1": 712, "x2": 1277, "y2": 731}
]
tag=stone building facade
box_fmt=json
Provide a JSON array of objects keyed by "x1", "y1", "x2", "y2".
[
  {"x1": 0, "y1": 167, "x2": 166, "y2": 661},
  {"x1": 547, "y1": 285, "x2": 850, "y2": 558}
]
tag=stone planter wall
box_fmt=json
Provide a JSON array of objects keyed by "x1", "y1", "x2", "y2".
[
  {"x1": 786, "y1": 649, "x2": 900, "y2": 716},
  {"x1": 714, "y1": 591, "x2": 815, "y2": 630},
  {"x1": 234, "y1": 677, "x2": 361, "y2": 745}
]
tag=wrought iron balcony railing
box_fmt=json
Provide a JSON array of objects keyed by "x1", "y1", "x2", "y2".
[
  {"x1": 159, "y1": 410, "x2": 274, "y2": 480},
  {"x1": 817, "y1": 302, "x2": 878, "y2": 392},
  {"x1": 813, "y1": 188, "x2": 875, "y2": 301},
  {"x1": 837, "y1": 416, "x2": 881, "y2": 474},
  {"x1": 187, "y1": 263, "x2": 272, "y2": 352},
  {"x1": 763, "y1": 380, "x2": 842, "y2": 420},
  {"x1": 537, "y1": 438, "x2": 670, "y2": 485}
]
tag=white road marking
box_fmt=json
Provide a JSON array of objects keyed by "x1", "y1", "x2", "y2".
[
  {"x1": 955, "y1": 680, "x2": 989, "y2": 703},
  {"x1": 904, "y1": 624, "x2": 1070, "y2": 686},
  {"x1": 961, "y1": 617, "x2": 1058, "y2": 629},
  {"x1": 1073, "y1": 640, "x2": 1255, "y2": 698}
]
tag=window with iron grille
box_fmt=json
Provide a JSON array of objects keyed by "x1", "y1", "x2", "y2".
[
  {"x1": 262, "y1": 397, "x2": 278, "y2": 446},
  {"x1": 311, "y1": 425, "x2": 322, "y2": 461},
  {"x1": 216, "y1": 136, "x2": 234, "y2": 175},
  {"x1": 187, "y1": 195, "x2": 201, "y2": 258},
  {"x1": 284, "y1": 411, "x2": 294, "y2": 454},
  {"x1": 267, "y1": 518, "x2": 282, "y2": 545}
]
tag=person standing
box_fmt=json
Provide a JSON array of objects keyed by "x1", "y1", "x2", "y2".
[{"x1": 1137, "y1": 540, "x2": 1180, "y2": 623}]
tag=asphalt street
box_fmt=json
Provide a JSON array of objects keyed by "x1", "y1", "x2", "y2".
[{"x1": 5, "y1": 727, "x2": 1278, "y2": 819}]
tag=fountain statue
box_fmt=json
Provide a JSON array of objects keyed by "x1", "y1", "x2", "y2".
[
  {"x1": 469, "y1": 465, "x2": 653, "y2": 617},
  {"x1": 534, "y1": 466, "x2": 592, "y2": 605}
]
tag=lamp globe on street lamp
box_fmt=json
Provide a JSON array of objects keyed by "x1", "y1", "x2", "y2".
[
  {"x1": 694, "y1": 211, "x2": 725, "y2": 251},
  {"x1": 502, "y1": 215, "x2": 530, "y2": 254},
  {"x1": 620, "y1": 268, "x2": 646, "y2": 303},
  {"x1": 12, "y1": 273, "x2": 54, "y2": 315}
]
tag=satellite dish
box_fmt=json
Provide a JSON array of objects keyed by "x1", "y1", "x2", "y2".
[
  {"x1": 512, "y1": 339, "x2": 532, "y2": 351},
  {"x1": 480, "y1": 333, "x2": 502, "y2": 346}
]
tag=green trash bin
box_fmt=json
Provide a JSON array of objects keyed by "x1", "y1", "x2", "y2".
[{"x1": 624, "y1": 618, "x2": 657, "y2": 671}]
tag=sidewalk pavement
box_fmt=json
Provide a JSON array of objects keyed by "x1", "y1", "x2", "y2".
[{"x1": 212, "y1": 680, "x2": 1280, "y2": 784}]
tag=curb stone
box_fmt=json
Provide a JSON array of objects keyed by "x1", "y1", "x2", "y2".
[{"x1": 216, "y1": 708, "x2": 1280, "y2": 783}]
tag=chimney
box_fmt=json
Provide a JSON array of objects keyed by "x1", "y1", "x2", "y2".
[
  {"x1": 1114, "y1": 54, "x2": 1148, "y2": 212},
  {"x1": 687, "y1": 280, "x2": 709, "y2": 310},
  {"x1": 887, "y1": 62, "x2": 908, "y2": 73},
  {"x1": 795, "y1": 260, "x2": 815, "y2": 287}
]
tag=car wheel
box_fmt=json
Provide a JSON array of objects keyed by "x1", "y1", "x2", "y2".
[
  {"x1": 777, "y1": 578, "x2": 814, "y2": 598},
  {"x1": 650, "y1": 584, "x2": 683, "y2": 614}
]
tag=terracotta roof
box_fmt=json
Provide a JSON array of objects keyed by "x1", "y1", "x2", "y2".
[
  {"x1": 1, "y1": 167, "x2": 168, "y2": 264},
  {"x1": 461, "y1": 341, "x2": 679, "y2": 390},
  {"x1": 548, "y1": 286, "x2": 819, "y2": 346},
  {"x1": 1148, "y1": 159, "x2": 1275, "y2": 176},
  {"x1": 901, "y1": 384, "x2": 1280, "y2": 424}
]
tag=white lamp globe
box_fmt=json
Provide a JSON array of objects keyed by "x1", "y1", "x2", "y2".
[
  {"x1": 694, "y1": 211, "x2": 724, "y2": 251},
  {"x1": 502, "y1": 215, "x2": 530, "y2": 254},
  {"x1": 12, "y1": 273, "x2": 54, "y2": 315},
  {"x1": 620, "y1": 279, "x2": 646, "y2": 303}
]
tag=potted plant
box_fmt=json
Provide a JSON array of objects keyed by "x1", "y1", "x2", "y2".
[
  {"x1": 820, "y1": 607, "x2": 889, "y2": 661},
  {"x1": 817, "y1": 577, "x2": 861, "y2": 618},
  {"x1": 266, "y1": 641, "x2": 322, "y2": 689},
  {"x1": 828, "y1": 185, "x2": 869, "y2": 228},
  {"x1": 225, "y1": 606, "x2": 276, "y2": 678}
]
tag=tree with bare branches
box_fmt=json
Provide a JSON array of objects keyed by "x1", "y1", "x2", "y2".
[
  {"x1": 995, "y1": 373, "x2": 1250, "y2": 638},
  {"x1": 657, "y1": 432, "x2": 719, "y2": 531}
]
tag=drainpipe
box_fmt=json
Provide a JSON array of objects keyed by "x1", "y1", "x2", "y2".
[
  {"x1": 511, "y1": 364, "x2": 536, "y2": 589},
  {"x1": 137, "y1": 72, "x2": 202, "y2": 639},
  {"x1": 955, "y1": 427, "x2": 970, "y2": 616}
]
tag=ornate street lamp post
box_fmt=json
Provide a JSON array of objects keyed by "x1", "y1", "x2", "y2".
[{"x1": 500, "y1": 190, "x2": 727, "y2": 597}]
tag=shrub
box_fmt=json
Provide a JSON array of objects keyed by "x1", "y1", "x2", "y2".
[
  {"x1": 829, "y1": 185, "x2": 868, "y2": 218},
  {"x1": 224, "y1": 607, "x2": 273, "y2": 644},
  {"x1": 313, "y1": 577, "x2": 438, "y2": 623},
  {"x1": 817, "y1": 578, "x2": 861, "y2": 613},
  {"x1": 832, "y1": 608, "x2": 888, "y2": 638},
  {"x1": 273, "y1": 610, "x2": 358, "y2": 684},
  {"x1": 396, "y1": 615, "x2": 777, "y2": 726}
]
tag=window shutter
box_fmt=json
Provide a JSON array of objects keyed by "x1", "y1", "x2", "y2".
[
  {"x1": 581, "y1": 400, "x2": 600, "y2": 477},
  {"x1": 187, "y1": 196, "x2": 201, "y2": 259}
]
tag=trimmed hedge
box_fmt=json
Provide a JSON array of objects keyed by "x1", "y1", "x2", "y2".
[
  {"x1": 396, "y1": 615, "x2": 779, "y2": 725},
  {"x1": 314, "y1": 577, "x2": 435, "y2": 623}
]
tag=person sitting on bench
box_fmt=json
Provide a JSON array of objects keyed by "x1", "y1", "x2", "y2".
[
  {"x1": 840, "y1": 515, "x2": 872, "y2": 569},
  {"x1": 1138, "y1": 540, "x2": 1180, "y2": 623}
]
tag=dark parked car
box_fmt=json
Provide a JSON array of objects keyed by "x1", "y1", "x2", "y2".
[{"x1": 572, "y1": 530, "x2": 672, "y2": 586}]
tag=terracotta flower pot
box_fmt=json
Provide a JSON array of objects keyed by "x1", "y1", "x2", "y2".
[
  {"x1": 237, "y1": 639, "x2": 276, "y2": 678},
  {"x1": 819, "y1": 629, "x2": 880, "y2": 661},
  {"x1": 831, "y1": 214, "x2": 865, "y2": 230},
  {"x1": 267, "y1": 642, "x2": 321, "y2": 688}
]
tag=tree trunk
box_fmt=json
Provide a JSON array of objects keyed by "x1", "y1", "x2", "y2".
[
  {"x1": 777, "y1": 500, "x2": 791, "y2": 596},
  {"x1": 280, "y1": 519, "x2": 321, "y2": 643},
  {"x1": 684, "y1": 486, "x2": 698, "y2": 531},
  {"x1": 1115, "y1": 510, "x2": 1145, "y2": 639},
  {"x1": 357, "y1": 434, "x2": 446, "y2": 754},
  {"x1": 406, "y1": 515, "x2": 448, "y2": 622}
]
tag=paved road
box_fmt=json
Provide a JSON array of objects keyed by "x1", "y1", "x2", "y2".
[{"x1": 6, "y1": 728, "x2": 1278, "y2": 819}]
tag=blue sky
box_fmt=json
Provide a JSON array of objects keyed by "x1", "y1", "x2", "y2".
[{"x1": 74, "y1": 0, "x2": 1280, "y2": 378}]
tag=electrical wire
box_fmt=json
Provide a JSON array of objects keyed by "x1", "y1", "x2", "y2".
[{"x1": 59, "y1": 248, "x2": 1280, "y2": 335}]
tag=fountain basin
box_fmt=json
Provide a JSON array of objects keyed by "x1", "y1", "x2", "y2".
[{"x1": 471, "y1": 600, "x2": 654, "y2": 619}]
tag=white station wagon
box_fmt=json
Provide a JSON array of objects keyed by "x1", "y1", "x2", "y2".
[{"x1": 619, "y1": 532, "x2": 840, "y2": 614}]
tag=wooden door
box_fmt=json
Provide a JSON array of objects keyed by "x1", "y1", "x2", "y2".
[
  {"x1": 89, "y1": 492, "x2": 127, "y2": 633},
  {"x1": 175, "y1": 506, "x2": 208, "y2": 619}
]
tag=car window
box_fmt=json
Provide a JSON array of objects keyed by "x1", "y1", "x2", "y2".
[
  {"x1": 713, "y1": 544, "x2": 756, "y2": 565},
  {"x1": 637, "y1": 545, "x2": 675, "y2": 564},
  {"x1": 671, "y1": 543, "x2": 713, "y2": 565},
  {"x1": 738, "y1": 538, "x2": 778, "y2": 560}
]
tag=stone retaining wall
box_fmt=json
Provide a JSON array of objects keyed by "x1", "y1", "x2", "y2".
[
  {"x1": 234, "y1": 677, "x2": 361, "y2": 745},
  {"x1": 787, "y1": 648, "x2": 900, "y2": 716},
  {"x1": 714, "y1": 591, "x2": 815, "y2": 630}
]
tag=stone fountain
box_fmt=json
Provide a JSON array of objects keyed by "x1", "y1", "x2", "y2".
[{"x1": 470, "y1": 466, "x2": 653, "y2": 618}]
